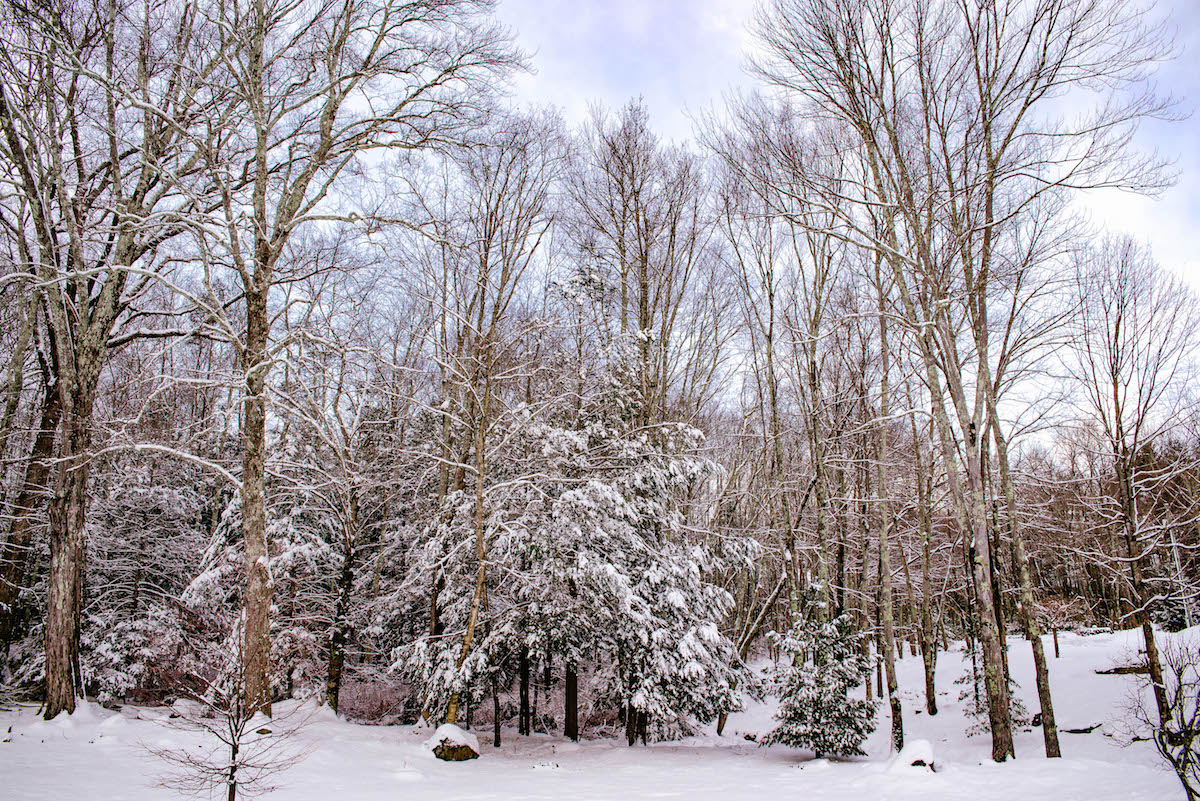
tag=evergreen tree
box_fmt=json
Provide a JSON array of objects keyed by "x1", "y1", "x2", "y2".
[
  {"x1": 398, "y1": 334, "x2": 748, "y2": 737},
  {"x1": 763, "y1": 612, "x2": 877, "y2": 757}
]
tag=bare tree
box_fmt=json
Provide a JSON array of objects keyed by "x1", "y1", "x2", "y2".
[
  {"x1": 1068, "y1": 237, "x2": 1200, "y2": 726},
  {"x1": 149, "y1": 642, "x2": 312, "y2": 801},
  {"x1": 1125, "y1": 636, "x2": 1200, "y2": 801},
  {"x1": 748, "y1": 0, "x2": 1173, "y2": 761},
  {"x1": 175, "y1": 0, "x2": 518, "y2": 716},
  {"x1": 0, "y1": 0, "x2": 224, "y2": 717},
  {"x1": 565, "y1": 100, "x2": 721, "y2": 427}
]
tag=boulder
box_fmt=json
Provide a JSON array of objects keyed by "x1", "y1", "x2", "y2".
[
  {"x1": 888, "y1": 739, "x2": 937, "y2": 773},
  {"x1": 425, "y1": 724, "x2": 480, "y2": 762}
]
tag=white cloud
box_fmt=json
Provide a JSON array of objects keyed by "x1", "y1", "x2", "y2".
[{"x1": 497, "y1": 0, "x2": 755, "y2": 140}]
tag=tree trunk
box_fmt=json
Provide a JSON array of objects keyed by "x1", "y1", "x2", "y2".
[
  {"x1": 325, "y1": 540, "x2": 356, "y2": 712},
  {"x1": 227, "y1": 737, "x2": 239, "y2": 801},
  {"x1": 859, "y1": 449, "x2": 873, "y2": 703},
  {"x1": 242, "y1": 285, "x2": 273, "y2": 717},
  {"x1": 874, "y1": 265, "x2": 903, "y2": 753},
  {"x1": 1116, "y1": 447, "x2": 1170, "y2": 726},
  {"x1": 446, "y1": 388, "x2": 491, "y2": 725},
  {"x1": 0, "y1": 388, "x2": 60, "y2": 644},
  {"x1": 44, "y1": 406, "x2": 91, "y2": 719},
  {"x1": 806, "y1": 336, "x2": 831, "y2": 617},
  {"x1": 913, "y1": 427, "x2": 938, "y2": 715},
  {"x1": 0, "y1": 290, "x2": 36, "y2": 478},
  {"x1": 519, "y1": 646, "x2": 531, "y2": 735},
  {"x1": 988, "y1": 412, "x2": 1060, "y2": 756},
  {"x1": 492, "y1": 673, "x2": 501, "y2": 747},
  {"x1": 565, "y1": 661, "x2": 579, "y2": 741}
]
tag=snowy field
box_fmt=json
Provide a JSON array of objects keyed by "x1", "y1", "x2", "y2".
[{"x1": 1, "y1": 628, "x2": 1185, "y2": 801}]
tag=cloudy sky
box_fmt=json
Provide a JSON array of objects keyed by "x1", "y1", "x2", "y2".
[{"x1": 497, "y1": 0, "x2": 1200, "y2": 290}]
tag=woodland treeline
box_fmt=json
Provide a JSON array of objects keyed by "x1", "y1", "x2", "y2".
[{"x1": 0, "y1": 0, "x2": 1197, "y2": 765}]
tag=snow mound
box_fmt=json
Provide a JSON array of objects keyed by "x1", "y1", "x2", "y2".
[
  {"x1": 424, "y1": 723, "x2": 480, "y2": 754},
  {"x1": 70, "y1": 702, "x2": 100, "y2": 722},
  {"x1": 888, "y1": 739, "x2": 936, "y2": 772},
  {"x1": 309, "y1": 701, "x2": 340, "y2": 722},
  {"x1": 98, "y1": 714, "x2": 128, "y2": 732}
]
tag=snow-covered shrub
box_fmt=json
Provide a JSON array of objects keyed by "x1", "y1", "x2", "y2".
[
  {"x1": 78, "y1": 463, "x2": 216, "y2": 702},
  {"x1": 82, "y1": 605, "x2": 188, "y2": 702}
]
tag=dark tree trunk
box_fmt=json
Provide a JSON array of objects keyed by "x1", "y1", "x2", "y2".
[
  {"x1": 565, "y1": 661, "x2": 578, "y2": 741},
  {"x1": 227, "y1": 738, "x2": 239, "y2": 801},
  {"x1": 0, "y1": 387, "x2": 60, "y2": 644},
  {"x1": 492, "y1": 673, "x2": 501, "y2": 747},
  {"x1": 242, "y1": 285, "x2": 273, "y2": 717},
  {"x1": 326, "y1": 543, "x2": 356, "y2": 712},
  {"x1": 519, "y1": 646, "x2": 530, "y2": 736}
]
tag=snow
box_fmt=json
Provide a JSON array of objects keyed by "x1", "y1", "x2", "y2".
[{"x1": 0, "y1": 629, "x2": 1187, "y2": 800}]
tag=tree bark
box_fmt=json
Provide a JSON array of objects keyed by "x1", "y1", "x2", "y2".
[
  {"x1": 0, "y1": 387, "x2": 60, "y2": 644},
  {"x1": 325, "y1": 536, "x2": 356, "y2": 712},
  {"x1": 874, "y1": 260, "x2": 903, "y2": 753},
  {"x1": 44, "y1": 407, "x2": 92, "y2": 718},
  {"x1": 910, "y1": 414, "x2": 938, "y2": 715},
  {"x1": 519, "y1": 646, "x2": 531, "y2": 735},
  {"x1": 241, "y1": 283, "x2": 273, "y2": 716},
  {"x1": 987, "y1": 411, "x2": 1060, "y2": 756}
]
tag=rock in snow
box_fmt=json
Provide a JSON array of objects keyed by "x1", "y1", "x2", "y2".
[
  {"x1": 425, "y1": 723, "x2": 480, "y2": 761},
  {"x1": 889, "y1": 739, "x2": 936, "y2": 772}
]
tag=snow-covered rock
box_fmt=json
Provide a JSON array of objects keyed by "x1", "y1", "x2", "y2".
[
  {"x1": 424, "y1": 723, "x2": 480, "y2": 761},
  {"x1": 888, "y1": 739, "x2": 936, "y2": 772}
]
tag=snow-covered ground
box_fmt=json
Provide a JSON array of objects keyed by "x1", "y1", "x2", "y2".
[{"x1": 1, "y1": 628, "x2": 1185, "y2": 800}]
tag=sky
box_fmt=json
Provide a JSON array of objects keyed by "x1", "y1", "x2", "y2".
[{"x1": 496, "y1": 0, "x2": 1200, "y2": 291}]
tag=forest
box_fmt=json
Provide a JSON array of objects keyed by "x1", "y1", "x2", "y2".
[{"x1": 0, "y1": 0, "x2": 1197, "y2": 785}]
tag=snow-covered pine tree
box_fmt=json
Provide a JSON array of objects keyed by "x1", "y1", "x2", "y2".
[
  {"x1": 530, "y1": 337, "x2": 748, "y2": 742},
  {"x1": 763, "y1": 612, "x2": 877, "y2": 757},
  {"x1": 397, "y1": 330, "x2": 749, "y2": 739}
]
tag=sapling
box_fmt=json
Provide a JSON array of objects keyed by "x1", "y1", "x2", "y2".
[
  {"x1": 761, "y1": 613, "x2": 877, "y2": 757},
  {"x1": 1127, "y1": 637, "x2": 1200, "y2": 801},
  {"x1": 148, "y1": 642, "x2": 311, "y2": 801}
]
